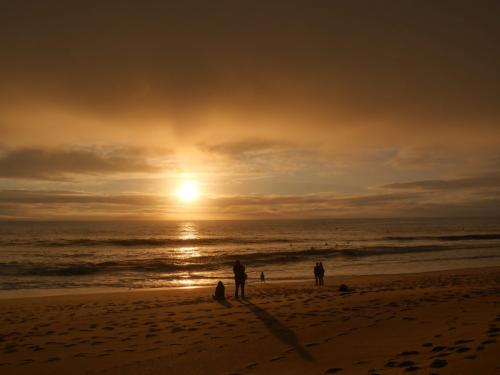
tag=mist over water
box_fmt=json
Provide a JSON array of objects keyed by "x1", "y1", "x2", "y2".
[{"x1": 1, "y1": 218, "x2": 500, "y2": 295}]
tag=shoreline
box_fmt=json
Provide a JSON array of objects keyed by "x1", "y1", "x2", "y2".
[{"x1": 1, "y1": 264, "x2": 499, "y2": 301}]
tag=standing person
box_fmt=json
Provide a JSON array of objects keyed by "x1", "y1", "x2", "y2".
[
  {"x1": 260, "y1": 271, "x2": 265, "y2": 282},
  {"x1": 314, "y1": 262, "x2": 320, "y2": 285},
  {"x1": 233, "y1": 260, "x2": 246, "y2": 299},
  {"x1": 318, "y1": 262, "x2": 325, "y2": 286}
]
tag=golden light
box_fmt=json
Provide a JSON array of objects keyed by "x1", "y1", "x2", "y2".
[{"x1": 177, "y1": 181, "x2": 199, "y2": 202}]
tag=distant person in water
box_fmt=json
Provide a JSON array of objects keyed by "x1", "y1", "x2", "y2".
[
  {"x1": 213, "y1": 281, "x2": 225, "y2": 300},
  {"x1": 314, "y1": 262, "x2": 320, "y2": 285},
  {"x1": 260, "y1": 271, "x2": 265, "y2": 282},
  {"x1": 318, "y1": 262, "x2": 325, "y2": 286},
  {"x1": 233, "y1": 260, "x2": 247, "y2": 298}
]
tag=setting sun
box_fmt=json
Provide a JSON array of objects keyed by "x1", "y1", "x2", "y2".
[{"x1": 177, "y1": 181, "x2": 199, "y2": 202}]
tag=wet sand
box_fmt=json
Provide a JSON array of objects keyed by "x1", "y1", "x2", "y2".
[{"x1": 0, "y1": 267, "x2": 499, "y2": 374}]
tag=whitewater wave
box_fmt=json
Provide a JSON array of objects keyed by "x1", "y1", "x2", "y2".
[
  {"x1": 1, "y1": 242, "x2": 498, "y2": 277},
  {"x1": 385, "y1": 233, "x2": 500, "y2": 241},
  {"x1": 0, "y1": 237, "x2": 304, "y2": 248},
  {"x1": 3, "y1": 232, "x2": 499, "y2": 249}
]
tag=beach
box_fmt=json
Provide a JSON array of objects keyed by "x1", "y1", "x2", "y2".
[{"x1": 0, "y1": 266, "x2": 499, "y2": 374}]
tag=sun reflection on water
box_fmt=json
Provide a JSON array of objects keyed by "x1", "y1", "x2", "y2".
[
  {"x1": 179, "y1": 222, "x2": 199, "y2": 241},
  {"x1": 176, "y1": 222, "x2": 200, "y2": 259}
]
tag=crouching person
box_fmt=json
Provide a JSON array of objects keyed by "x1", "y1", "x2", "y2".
[{"x1": 213, "y1": 281, "x2": 225, "y2": 300}]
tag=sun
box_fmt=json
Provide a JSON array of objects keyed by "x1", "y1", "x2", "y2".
[{"x1": 177, "y1": 181, "x2": 199, "y2": 203}]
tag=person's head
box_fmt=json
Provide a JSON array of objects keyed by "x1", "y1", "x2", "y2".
[
  {"x1": 235, "y1": 260, "x2": 240, "y2": 266},
  {"x1": 320, "y1": 262, "x2": 323, "y2": 266},
  {"x1": 217, "y1": 281, "x2": 223, "y2": 287}
]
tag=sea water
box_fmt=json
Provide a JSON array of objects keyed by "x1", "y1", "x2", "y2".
[{"x1": 1, "y1": 218, "x2": 500, "y2": 296}]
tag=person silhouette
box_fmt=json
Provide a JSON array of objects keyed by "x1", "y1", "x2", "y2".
[
  {"x1": 233, "y1": 260, "x2": 246, "y2": 298},
  {"x1": 260, "y1": 271, "x2": 265, "y2": 282},
  {"x1": 318, "y1": 262, "x2": 325, "y2": 286},
  {"x1": 213, "y1": 281, "x2": 225, "y2": 300},
  {"x1": 314, "y1": 262, "x2": 320, "y2": 285}
]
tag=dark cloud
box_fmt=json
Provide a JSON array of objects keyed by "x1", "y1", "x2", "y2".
[
  {"x1": 0, "y1": 190, "x2": 170, "y2": 220},
  {"x1": 207, "y1": 192, "x2": 417, "y2": 208},
  {"x1": 0, "y1": 147, "x2": 165, "y2": 180},
  {"x1": 2, "y1": 187, "x2": 500, "y2": 219},
  {"x1": 383, "y1": 173, "x2": 500, "y2": 191},
  {"x1": 201, "y1": 190, "x2": 500, "y2": 218},
  {"x1": 201, "y1": 140, "x2": 285, "y2": 157},
  {"x1": 1, "y1": 1, "x2": 500, "y2": 147},
  {"x1": 389, "y1": 148, "x2": 465, "y2": 170},
  {"x1": 0, "y1": 190, "x2": 164, "y2": 205},
  {"x1": 201, "y1": 140, "x2": 325, "y2": 177}
]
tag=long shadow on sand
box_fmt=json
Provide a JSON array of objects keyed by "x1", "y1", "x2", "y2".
[
  {"x1": 242, "y1": 300, "x2": 313, "y2": 361},
  {"x1": 216, "y1": 299, "x2": 233, "y2": 308}
]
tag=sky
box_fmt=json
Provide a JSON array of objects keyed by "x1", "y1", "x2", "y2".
[{"x1": 1, "y1": 1, "x2": 500, "y2": 220}]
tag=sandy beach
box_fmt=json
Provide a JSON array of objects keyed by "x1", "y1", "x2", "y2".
[{"x1": 0, "y1": 266, "x2": 499, "y2": 375}]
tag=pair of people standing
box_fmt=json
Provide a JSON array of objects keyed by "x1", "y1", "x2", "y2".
[{"x1": 314, "y1": 262, "x2": 325, "y2": 286}]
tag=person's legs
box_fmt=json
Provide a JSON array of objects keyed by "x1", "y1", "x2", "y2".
[
  {"x1": 241, "y1": 282, "x2": 245, "y2": 298},
  {"x1": 235, "y1": 281, "x2": 240, "y2": 298}
]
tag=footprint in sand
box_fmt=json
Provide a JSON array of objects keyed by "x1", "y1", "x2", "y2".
[
  {"x1": 270, "y1": 356, "x2": 285, "y2": 362},
  {"x1": 481, "y1": 339, "x2": 496, "y2": 345},
  {"x1": 405, "y1": 366, "x2": 420, "y2": 372},
  {"x1": 246, "y1": 362, "x2": 258, "y2": 369},
  {"x1": 431, "y1": 345, "x2": 447, "y2": 352},
  {"x1": 430, "y1": 358, "x2": 447, "y2": 368},
  {"x1": 455, "y1": 339, "x2": 474, "y2": 344},
  {"x1": 385, "y1": 360, "x2": 398, "y2": 368},
  {"x1": 305, "y1": 342, "x2": 320, "y2": 347},
  {"x1": 487, "y1": 326, "x2": 499, "y2": 337},
  {"x1": 3, "y1": 346, "x2": 17, "y2": 354},
  {"x1": 398, "y1": 361, "x2": 417, "y2": 368},
  {"x1": 324, "y1": 367, "x2": 343, "y2": 373}
]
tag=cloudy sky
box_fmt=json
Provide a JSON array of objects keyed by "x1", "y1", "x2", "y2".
[{"x1": 1, "y1": 1, "x2": 500, "y2": 219}]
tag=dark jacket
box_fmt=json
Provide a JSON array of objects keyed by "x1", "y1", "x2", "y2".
[
  {"x1": 214, "y1": 281, "x2": 225, "y2": 300},
  {"x1": 233, "y1": 263, "x2": 246, "y2": 283}
]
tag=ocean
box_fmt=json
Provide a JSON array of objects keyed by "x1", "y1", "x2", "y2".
[{"x1": 1, "y1": 218, "x2": 500, "y2": 296}]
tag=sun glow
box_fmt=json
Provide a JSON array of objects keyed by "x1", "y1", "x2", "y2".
[{"x1": 177, "y1": 181, "x2": 199, "y2": 202}]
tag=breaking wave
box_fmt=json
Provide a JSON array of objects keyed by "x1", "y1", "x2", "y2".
[
  {"x1": 385, "y1": 233, "x2": 500, "y2": 241},
  {"x1": 1, "y1": 242, "x2": 498, "y2": 277}
]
